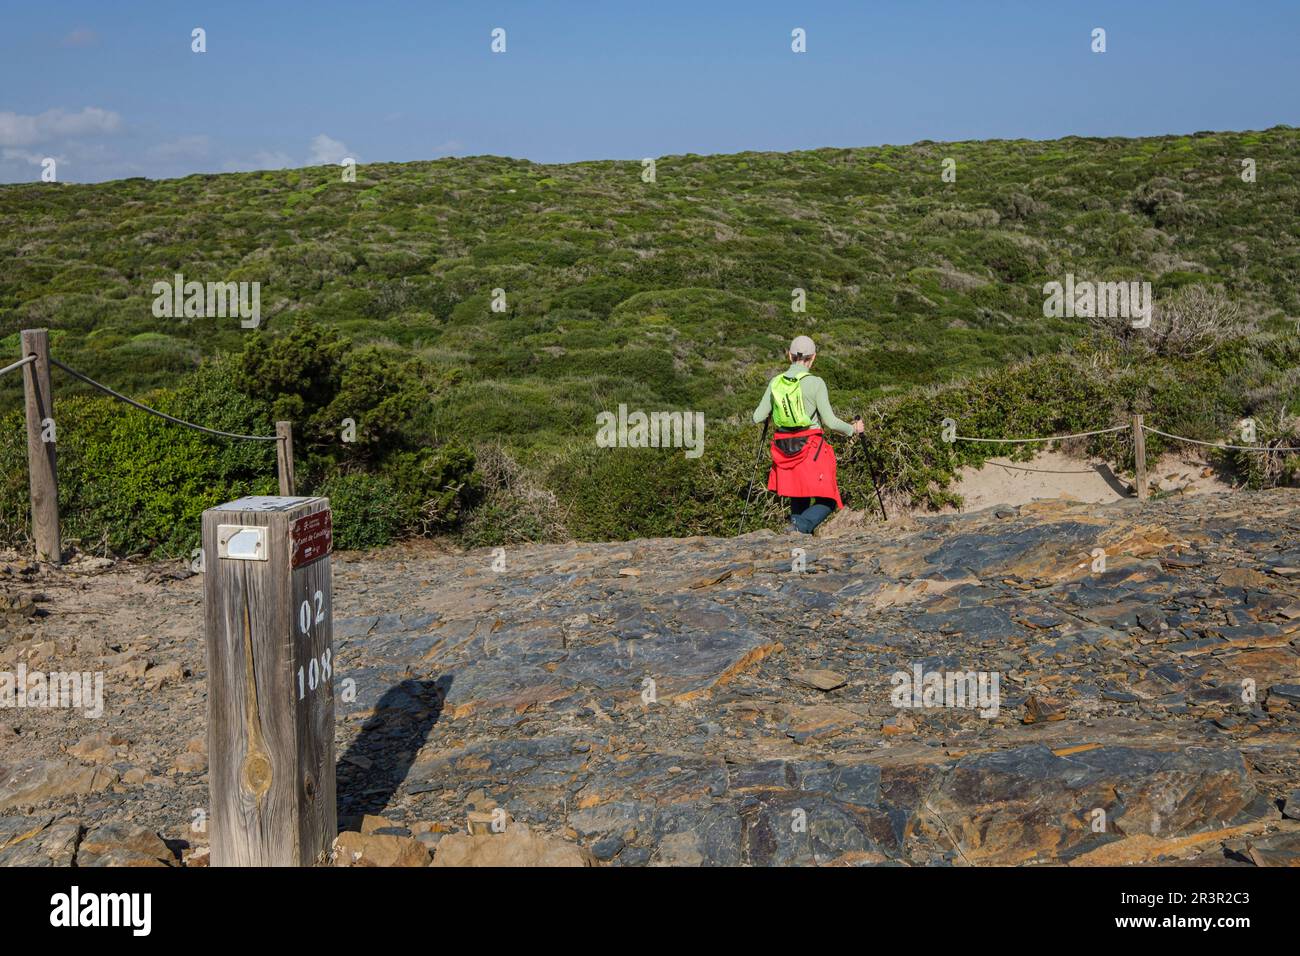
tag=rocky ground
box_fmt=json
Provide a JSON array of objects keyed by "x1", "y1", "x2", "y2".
[{"x1": 2, "y1": 489, "x2": 1299, "y2": 866}]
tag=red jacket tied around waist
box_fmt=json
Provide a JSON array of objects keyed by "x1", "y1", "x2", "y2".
[{"x1": 766, "y1": 428, "x2": 843, "y2": 508}]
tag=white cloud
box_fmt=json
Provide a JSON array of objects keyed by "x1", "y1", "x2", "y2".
[
  {"x1": 2, "y1": 148, "x2": 52, "y2": 165},
  {"x1": 0, "y1": 107, "x2": 122, "y2": 147},
  {"x1": 309, "y1": 133, "x2": 351, "y2": 165},
  {"x1": 0, "y1": 139, "x2": 145, "y2": 182}
]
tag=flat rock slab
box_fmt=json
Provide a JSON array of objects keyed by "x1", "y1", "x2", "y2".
[
  {"x1": 928, "y1": 744, "x2": 1264, "y2": 865},
  {"x1": 77, "y1": 823, "x2": 175, "y2": 867},
  {"x1": 3, "y1": 489, "x2": 1299, "y2": 865},
  {"x1": 0, "y1": 760, "x2": 117, "y2": 813},
  {"x1": 553, "y1": 629, "x2": 784, "y2": 704},
  {"x1": 0, "y1": 819, "x2": 82, "y2": 867},
  {"x1": 790, "y1": 669, "x2": 848, "y2": 691}
]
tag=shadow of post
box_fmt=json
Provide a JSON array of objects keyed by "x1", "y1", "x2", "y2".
[
  {"x1": 336, "y1": 675, "x2": 451, "y2": 825},
  {"x1": 1092, "y1": 462, "x2": 1133, "y2": 498}
]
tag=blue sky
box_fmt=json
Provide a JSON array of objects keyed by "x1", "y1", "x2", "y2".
[{"x1": 2, "y1": 0, "x2": 1296, "y2": 183}]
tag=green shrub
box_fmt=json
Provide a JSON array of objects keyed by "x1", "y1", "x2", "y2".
[
  {"x1": 3, "y1": 128, "x2": 1299, "y2": 549},
  {"x1": 319, "y1": 471, "x2": 403, "y2": 549},
  {"x1": 0, "y1": 326, "x2": 481, "y2": 556},
  {"x1": 383, "y1": 444, "x2": 479, "y2": 535},
  {"x1": 552, "y1": 419, "x2": 787, "y2": 540},
  {"x1": 0, "y1": 386, "x2": 277, "y2": 557}
]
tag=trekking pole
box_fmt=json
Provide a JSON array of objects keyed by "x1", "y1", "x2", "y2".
[
  {"x1": 737, "y1": 418, "x2": 771, "y2": 535},
  {"x1": 852, "y1": 416, "x2": 889, "y2": 522}
]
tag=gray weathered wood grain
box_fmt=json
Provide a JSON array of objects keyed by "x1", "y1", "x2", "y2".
[
  {"x1": 21, "y1": 329, "x2": 59, "y2": 564},
  {"x1": 204, "y1": 496, "x2": 335, "y2": 865}
]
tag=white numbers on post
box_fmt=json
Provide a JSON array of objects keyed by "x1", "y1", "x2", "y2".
[
  {"x1": 296, "y1": 588, "x2": 332, "y2": 701},
  {"x1": 297, "y1": 648, "x2": 333, "y2": 701},
  {"x1": 299, "y1": 590, "x2": 325, "y2": 634}
]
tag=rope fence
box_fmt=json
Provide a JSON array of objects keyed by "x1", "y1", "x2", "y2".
[
  {"x1": 9, "y1": 328, "x2": 297, "y2": 564},
  {"x1": 982, "y1": 461, "x2": 1101, "y2": 476},
  {"x1": 951, "y1": 423, "x2": 1130, "y2": 444},
  {"x1": 951, "y1": 420, "x2": 1300, "y2": 455},
  {"x1": 49, "y1": 357, "x2": 278, "y2": 442},
  {"x1": 1141, "y1": 424, "x2": 1300, "y2": 454},
  {"x1": 948, "y1": 411, "x2": 1300, "y2": 504},
  {"x1": 0, "y1": 354, "x2": 36, "y2": 379}
]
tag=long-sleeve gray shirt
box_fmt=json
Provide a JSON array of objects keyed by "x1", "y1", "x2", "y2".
[{"x1": 752, "y1": 363, "x2": 855, "y2": 436}]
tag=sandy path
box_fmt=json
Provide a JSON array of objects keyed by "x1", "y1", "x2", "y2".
[{"x1": 946, "y1": 450, "x2": 1234, "y2": 514}]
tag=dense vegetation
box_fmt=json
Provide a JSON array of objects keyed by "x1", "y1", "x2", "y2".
[{"x1": 0, "y1": 127, "x2": 1297, "y2": 554}]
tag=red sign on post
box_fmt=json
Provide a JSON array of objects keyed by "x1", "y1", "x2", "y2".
[{"x1": 290, "y1": 509, "x2": 332, "y2": 569}]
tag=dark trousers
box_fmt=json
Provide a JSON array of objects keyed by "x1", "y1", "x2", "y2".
[{"x1": 790, "y1": 497, "x2": 834, "y2": 534}]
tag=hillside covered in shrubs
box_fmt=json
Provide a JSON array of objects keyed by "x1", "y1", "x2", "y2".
[{"x1": 0, "y1": 127, "x2": 1297, "y2": 554}]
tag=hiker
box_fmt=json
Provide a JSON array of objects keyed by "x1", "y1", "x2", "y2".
[{"x1": 751, "y1": 335, "x2": 863, "y2": 534}]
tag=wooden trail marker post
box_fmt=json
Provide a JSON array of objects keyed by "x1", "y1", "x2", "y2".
[
  {"x1": 1132, "y1": 414, "x2": 1148, "y2": 502},
  {"x1": 203, "y1": 495, "x2": 335, "y2": 866},
  {"x1": 276, "y1": 421, "x2": 296, "y2": 496},
  {"x1": 20, "y1": 329, "x2": 59, "y2": 564}
]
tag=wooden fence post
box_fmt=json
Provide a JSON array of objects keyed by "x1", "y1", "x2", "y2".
[
  {"x1": 203, "y1": 495, "x2": 335, "y2": 866},
  {"x1": 1132, "y1": 414, "x2": 1148, "y2": 502},
  {"x1": 20, "y1": 329, "x2": 60, "y2": 564},
  {"x1": 276, "y1": 421, "x2": 295, "y2": 496}
]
